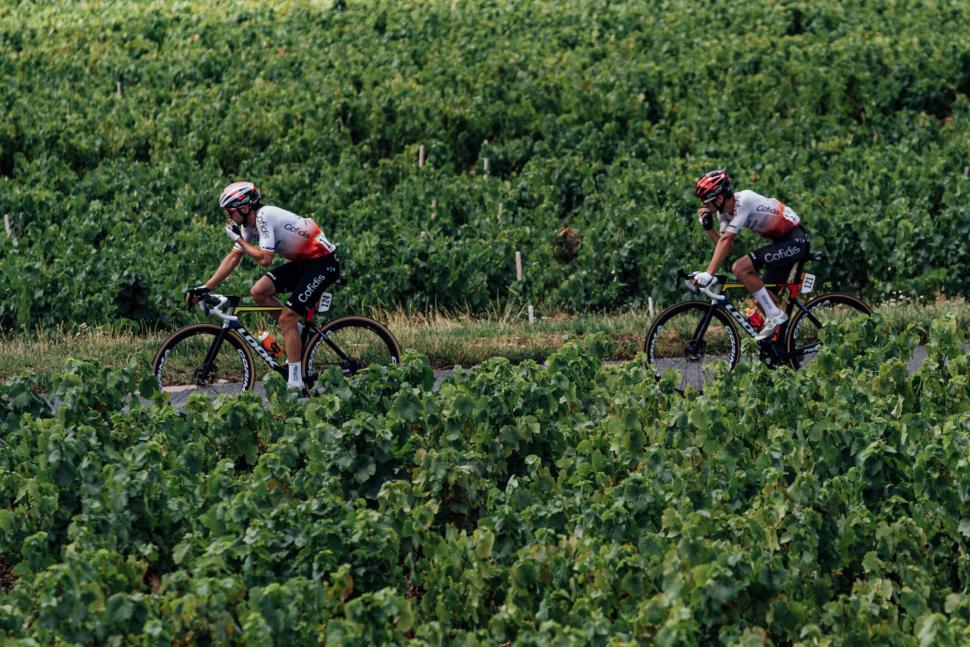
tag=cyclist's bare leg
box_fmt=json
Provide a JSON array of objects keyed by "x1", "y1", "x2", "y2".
[
  {"x1": 278, "y1": 308, "x2": 303, "y2": 363},
  {"x1": 733, "y1": 256, "x2": 786, "y2": 329},
  {"x1": 279, "y1": 307, "x2": 306, "y2": 389},
  {"x1": 731, "y1": 256, "x2": 767, "y2": 295},
  {"x1": 250, "y1": 276, "x2": 285, "y2": 321}
]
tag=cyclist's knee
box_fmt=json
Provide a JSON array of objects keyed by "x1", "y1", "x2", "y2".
[
  {"x1": 279, "y1": 308, "x2": 300, "y2": 328},
  {"x1": 732, "y1": 256, "x2": 755, "y2": 277},
  {"x1": 250, "y1": 279, "x2": 274, "y2": 302}
]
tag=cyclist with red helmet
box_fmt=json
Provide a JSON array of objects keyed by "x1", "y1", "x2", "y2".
[
  {"x1": 692, "y1": 170, "x2": 810, "y2": 340},
  {"x1": 187, "y1": 181, "x2": 339, "y2": 390}
]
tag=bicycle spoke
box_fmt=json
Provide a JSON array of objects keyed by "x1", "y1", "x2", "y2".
[
  {"x1": 154, "y1": 326, "x2": 253, "y2": 403},
  {"x1": 645, "y1": 302, "x2": 739, "y2": 393},
  {"x1": 304, "y1": 318, "x2": 400, "y2": 382},
  {"x1": 786, "y1": 294, "x2": 871, "y2": 369}
]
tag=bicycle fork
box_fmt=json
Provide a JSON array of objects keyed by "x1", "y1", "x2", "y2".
[{"x1": 195, "y1": 327, "x2": 232, "y2": 384}]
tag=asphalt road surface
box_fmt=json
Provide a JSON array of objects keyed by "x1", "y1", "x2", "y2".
[{"x1": 152, "y1": 345, "x2": 944, "y2": 407}]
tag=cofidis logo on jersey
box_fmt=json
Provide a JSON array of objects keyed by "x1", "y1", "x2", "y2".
[{"x1": 284, "y1": 223, "x2": 311, "y2": 240}]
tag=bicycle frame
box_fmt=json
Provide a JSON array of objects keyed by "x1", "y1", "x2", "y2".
[
  {"x1": 705, "y1": 278, "x2": 809, "y2": 341},
  {"x1": 646, "y1": 252, "x2": 869, "y2": 387},
  {"x1": 196, "y1": 293, "x2": 330, "y2": 376},
  {"x1": 677, "y1": 271, "x2": 821, "y2": 373}
]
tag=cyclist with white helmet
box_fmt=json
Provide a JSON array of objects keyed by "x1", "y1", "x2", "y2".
[
  {"x1": 692, "y1": 170, "x2": 810, "y2": 340},
  {"x1": 187, "y1": 181, "x2": 339, "y2": 390}
]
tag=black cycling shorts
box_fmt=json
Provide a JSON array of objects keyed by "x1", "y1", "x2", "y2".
[
  {"x1": 265, "y1": 252, "x2": 341, "y2": 317},
  {"x1": 748, "y1": 227, "x2": 810, "y2": 284}
]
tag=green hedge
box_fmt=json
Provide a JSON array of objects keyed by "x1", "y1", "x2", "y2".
[{"x1": 0, "y1": 0, "x2": 968, "y2": 331}]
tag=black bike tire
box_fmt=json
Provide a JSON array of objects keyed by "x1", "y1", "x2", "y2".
[
  {"x1": 152, "y1": 323, "x2": 256, "y2": 396},
  {"x1": 643, "y1": 300, "x2": 742, "y2": 385},
  {"x1": 785, "y1": 293, "x2": 872, "y2": 369},
  {"x1": 302, "y1": 316, "x2": 402, "y2": 379}
]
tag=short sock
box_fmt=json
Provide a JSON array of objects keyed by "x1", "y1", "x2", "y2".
[{"x1": 753, "y1": 287, "x2": 783, "y2": 319}]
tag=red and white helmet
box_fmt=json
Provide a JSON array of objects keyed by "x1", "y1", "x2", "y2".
[
  {"x1": 694, "y1": 170, "x2": 733, "y2": 203},
  {"x1": 219, "y1": 181, "x2": 262, "y2": 210}
]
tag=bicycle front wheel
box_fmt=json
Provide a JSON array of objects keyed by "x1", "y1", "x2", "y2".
[
  {"x1": 152, "y1": 323, "x2": 256, "y2": 404},
  {"x1": 785, "y1": 293, "x2": 872, "y2": 369},
  {"x1": 303, "y1": 316, "x2": 401, "y2": 383},
  {"x1": 644, "y1": 301, "x2": 741, "y2": 392}
]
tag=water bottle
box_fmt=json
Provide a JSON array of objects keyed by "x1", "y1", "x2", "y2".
[
  {"x1": 745, "y1": 305, "x2": 765, "y2": 330},
  {"x1": 257, "y1": 330, "x2": 284, "y2": 359}
]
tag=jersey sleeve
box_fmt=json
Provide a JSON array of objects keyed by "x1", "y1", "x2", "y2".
[
  {"x1": 231, "y1": 226, "x2": 258, "y2": 254},
  {"x1": 723, "y1": 192, "x2": 751, "y2": 235}
]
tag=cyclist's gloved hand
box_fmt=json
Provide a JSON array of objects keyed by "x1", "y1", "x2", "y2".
[
  {"x1": 225, "y1": 223, "x2": 242, "y2": 242},
  {"x1": 697, "y1": 207, "x2": 714, "y2": 231},
  {"x1": 185, "y1": 284, "x2": 210, "y2": 306},
  {"x1": 693, "y1": 271, "x2": 715, "y2": 288}
]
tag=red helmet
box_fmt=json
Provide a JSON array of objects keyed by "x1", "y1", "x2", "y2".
[
  {"x1": 694, "y1": 170, "x2": 733, "y2": 203},
  {"x1": 219, "y1": 181, "x2": 262, "y2": 210}
]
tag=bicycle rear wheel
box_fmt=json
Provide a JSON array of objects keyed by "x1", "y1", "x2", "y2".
[
  {"x1": 303, "y1": 316, "x2": 401, "y2": 384},
  {"x1": 152, "y1": 323, "x2": 256, "y2": 404},
  {"x1": 785, "y1": 293, "x2": 872, "y2": 369},
  {"x1": 644, "y1": 301, "x2": 741, "y2": 392}
]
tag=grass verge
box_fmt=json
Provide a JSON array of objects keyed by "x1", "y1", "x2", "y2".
[{"x1": 1, "y1": 297, "x2": 967, "y2": 381}]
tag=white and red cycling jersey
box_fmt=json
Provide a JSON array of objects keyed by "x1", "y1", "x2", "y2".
[
  {"x1": 232, "y1": 205, "x2": 336, "y2": 261},
  {"x1": 716, "y1": 189, "x2": 801, "y2": 241}
]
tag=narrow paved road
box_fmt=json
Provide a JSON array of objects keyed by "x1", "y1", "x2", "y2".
[{"x1": 165, "y1": 345, "x2": 942, "y2": 405}]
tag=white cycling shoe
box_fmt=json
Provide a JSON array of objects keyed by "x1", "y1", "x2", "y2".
[{"x1": 754, "y1": 311, "x2": 789, "y2": 341}]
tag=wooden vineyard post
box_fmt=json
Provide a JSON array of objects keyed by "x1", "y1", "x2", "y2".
[{"x1": 515, "y1": 250, "x2": 534, "y2": 325}]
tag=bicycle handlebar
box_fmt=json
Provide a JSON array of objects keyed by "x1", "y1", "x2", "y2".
[
  {"x1": 677, "y1": 269, "x2": 726, "y2": 302},
  {"x1": 195, "y1": 292, "x2": 236, "y2": 322}
]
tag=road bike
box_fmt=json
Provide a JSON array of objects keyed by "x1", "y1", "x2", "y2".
[
  {"x1": 152, "y1": 284, "x2": 401, "y2": 403},
  {"x1": 643, "y1": 251, "x2": 871, "y2": 392}
]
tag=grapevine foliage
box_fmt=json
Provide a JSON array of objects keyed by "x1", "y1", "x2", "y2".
[
  {"x1": 2, "y1": 319, "x2": 970, "y2": 643},
  {"x1": 0, "y1": 1, "x2": 969, "y2": 331}
]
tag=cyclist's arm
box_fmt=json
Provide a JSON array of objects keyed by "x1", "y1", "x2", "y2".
[
  {"x1": 203, "y1": 251, "x2": 244, "y2": 289},
  {"x1": 704, "y1": 231, "x2": 736, "y2": 275},
  {"x1": 232, "y1": 238, "x2": 274, "y2": 267}
]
